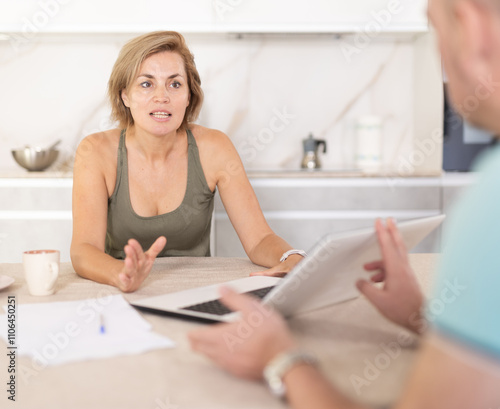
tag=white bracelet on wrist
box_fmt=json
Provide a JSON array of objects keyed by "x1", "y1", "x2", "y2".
[{"x1": 280, "y1": 249, "x2": 307, "y2": 262}]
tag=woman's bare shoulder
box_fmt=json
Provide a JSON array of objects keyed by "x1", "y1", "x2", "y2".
[
  {"x1": 188, "y1": 125, "x2": 245, "y2": 188},
  {"x1": 74, "y1": 129, "x2": 121, "y2": 168},
  {"x1": 189, "y1": 124, "x2": 233, "y2": 151},
  {"x1": 77, "y1": 128, "x2": 121, "y2": 155}
]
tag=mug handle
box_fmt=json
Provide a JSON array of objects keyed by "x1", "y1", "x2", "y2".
[{"x1": 45, "y1": 262, "x2": 59, "y2": 291}]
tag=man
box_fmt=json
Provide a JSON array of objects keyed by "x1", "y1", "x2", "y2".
[{"x1": 189, "y1": 0, "x2": 500, "y2": 407}]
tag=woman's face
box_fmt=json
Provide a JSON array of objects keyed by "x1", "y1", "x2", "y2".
[{"x1": 121, "y1": 51, "x2": 190, "y2": 136}]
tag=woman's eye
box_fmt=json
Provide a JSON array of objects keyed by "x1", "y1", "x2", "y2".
[
  {"x1": 140, "y1": 81, "x2": 152, "y2": 88},
  {"x1": 171, "y1": 81, "x2": 181, "y2": 89}
]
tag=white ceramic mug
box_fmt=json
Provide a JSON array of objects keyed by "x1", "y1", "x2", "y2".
[{"x1": 23, "y1": 250, "x2": 60, "y2": 296}]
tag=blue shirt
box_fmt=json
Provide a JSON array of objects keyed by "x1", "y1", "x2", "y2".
[{"x1": 428, "y1": 145, "x2": 500, "y2": 359}]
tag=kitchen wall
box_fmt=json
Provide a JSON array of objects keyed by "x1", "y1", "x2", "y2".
[{"x1": 0, "y1": 30, "x2": 442, "y2": 174}]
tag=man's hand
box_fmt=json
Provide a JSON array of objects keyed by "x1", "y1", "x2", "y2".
[
  {"x1": 189, "y1": 286, "x2": 296, "y2": 379},
  {"x1": 356, "y1": 218, "x2": 425, "y2": 334},
  {"x1": 116, "y1": 236, "x2": 167, "y2": 292}
]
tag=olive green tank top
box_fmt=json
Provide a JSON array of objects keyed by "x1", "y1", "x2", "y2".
[{"x1": 105, "y1": 129, "x2": 215, "y2": 259}]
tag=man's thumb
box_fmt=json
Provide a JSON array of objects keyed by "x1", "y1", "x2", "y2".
[{"x1": 356, "y1": 279, "x2": 385, "y2": 309}]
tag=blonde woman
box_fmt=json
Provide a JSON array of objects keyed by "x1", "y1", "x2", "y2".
[{"x1": 70, "y1": 31, "x2": 305, "y2": 292}]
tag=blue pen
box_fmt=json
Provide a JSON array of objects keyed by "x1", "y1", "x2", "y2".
[{"x1": 99, "y1": 313, "x2": 106, "y2": 334}]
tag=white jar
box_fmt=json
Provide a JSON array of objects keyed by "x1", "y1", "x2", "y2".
[{"x1": 355, "y1": 115, "x2": 382, "y2": 173}]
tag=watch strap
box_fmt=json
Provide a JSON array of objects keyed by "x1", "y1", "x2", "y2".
[{"x1": 263, "y1": 350, "x2": 318, "y2": 399}]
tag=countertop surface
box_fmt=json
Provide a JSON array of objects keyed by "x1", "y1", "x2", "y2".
[{"x1": 0, "y1": 168, "x2": 477, "y2": 184}]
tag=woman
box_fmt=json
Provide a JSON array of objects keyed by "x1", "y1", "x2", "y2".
[{"x1": 70, "y1": 31, "x2": 305, "y2": 292}]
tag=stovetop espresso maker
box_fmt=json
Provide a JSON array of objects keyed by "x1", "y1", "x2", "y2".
[{"x1": 301, "y1": 133, "x2": 327, "y2": 170}]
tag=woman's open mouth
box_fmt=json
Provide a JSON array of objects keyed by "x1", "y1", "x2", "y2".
[{"x1": 150, "y1": 111, "x2": 172, "y2": 120}]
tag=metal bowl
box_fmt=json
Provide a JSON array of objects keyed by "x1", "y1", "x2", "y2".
[{"x1": 11, "y1": 147, "x2": 59, "y2": 171}]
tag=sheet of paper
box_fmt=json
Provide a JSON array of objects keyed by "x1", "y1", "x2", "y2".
[{"x1": 0, "y1": 295, "x2": 175, "y2": 366}]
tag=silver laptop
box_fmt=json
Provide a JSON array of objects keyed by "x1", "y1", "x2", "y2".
[{"x1": 130, "y1": 215, "x2": 445, "y2": 323}]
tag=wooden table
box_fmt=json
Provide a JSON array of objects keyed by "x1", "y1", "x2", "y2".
[{"x1": 0, "y1": 255, "x2": 439, "y2": 409}]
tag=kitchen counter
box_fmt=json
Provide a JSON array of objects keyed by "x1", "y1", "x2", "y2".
[
  {"x1": 246, "y1": 169, "x2": 443, "y2": 178},
  {"x1": 0, "y1": 170, "x2": 73, "y2": 179},
  {"x1": 0, "y1": 170, "x2": 475, "y2": 262},
  {"x1": 0, "y1": 168, "x2": 477, "y2": 181}
]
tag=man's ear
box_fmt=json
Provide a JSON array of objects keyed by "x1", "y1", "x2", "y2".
[
  {"x1": 121, "y1": 89, "x2": 130, "y2": 108},
  {"x1": 454, "y1": 0, "x2": 491, "y2": 79}
]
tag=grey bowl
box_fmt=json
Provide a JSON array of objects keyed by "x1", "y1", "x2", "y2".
[{"x1": 11, "y1": 147, "x2": 59, "y2": 171}]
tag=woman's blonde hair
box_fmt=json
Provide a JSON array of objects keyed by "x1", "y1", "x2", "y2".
[{"x1": 108, "y1": 31, "x2": 203, "y2": 130}]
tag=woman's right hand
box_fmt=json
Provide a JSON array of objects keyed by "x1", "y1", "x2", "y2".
[{"x1": 116, "y1": 236, "x2": 167, "y2": 292}]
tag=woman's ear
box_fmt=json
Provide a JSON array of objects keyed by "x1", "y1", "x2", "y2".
[{"x1": 121, "y1": 89, "x2": 130, "y2": 108}]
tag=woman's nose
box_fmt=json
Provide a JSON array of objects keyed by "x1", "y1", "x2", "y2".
[{"x1": 154, "y1": 87, "x2": 170, "y2": 103}]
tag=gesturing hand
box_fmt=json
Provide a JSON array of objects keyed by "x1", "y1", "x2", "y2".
[
  {"x1": 356, "y1": 219, "x2": 425, "y2": 334},
  {"x1": 116, "y1": 236, "x2": 167, "y2": 293},
  {"x1": 189, "y1": 286, "x2": 296, "y2": 380}
]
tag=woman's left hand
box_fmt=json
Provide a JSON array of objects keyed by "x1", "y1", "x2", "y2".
[{"x1": 250, "y1": 254, "x2": 304, "y2": 277}]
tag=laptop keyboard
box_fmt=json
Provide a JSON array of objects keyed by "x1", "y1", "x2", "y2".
[{"x1": 180, "y1": 285, "x2": 276, "y2": 316}]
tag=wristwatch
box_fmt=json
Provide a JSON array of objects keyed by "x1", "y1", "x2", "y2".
[
  {"x1": 280, "y1": 249, "x2": 307, "y2": 262},
  {"x1": 263, "y1": 350, "x2": 318, "y2": 399}
]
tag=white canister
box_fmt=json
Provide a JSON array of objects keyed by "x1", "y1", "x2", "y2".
[{"x1": 355, "y1": 115, "x2": 382, "y2": 173}]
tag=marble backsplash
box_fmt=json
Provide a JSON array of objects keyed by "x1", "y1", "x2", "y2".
[{"x1": 0, "y1": 31, "x2": 440, "y2": 174}]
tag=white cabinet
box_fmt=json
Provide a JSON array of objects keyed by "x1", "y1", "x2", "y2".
[
  {"x1": 214, "y1": 0, "x2": 428, "y2": 32},
  {"x1": 0, "y1": 0, "x2": 214, "y2": 33},
  {"x1": 1, "y1": 171, "x2": 471, "y2": 263},
  {"x1": 0, "y1": 0, "x2": 427, "y2": 33},
  {"x1": 0, "y1": 178, "x2": 73, "y2": 263}
]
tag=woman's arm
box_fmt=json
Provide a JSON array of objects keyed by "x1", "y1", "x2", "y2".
[
  {"x1": 198, "y1": 127, "x2": 303, "y2": 274},
  {"x1": 70, "y1": 133, "x2": 165, "y2": 292}
]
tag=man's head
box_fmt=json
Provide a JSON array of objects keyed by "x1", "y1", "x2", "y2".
[{"x1": 429, "y1": 0, "x2": 500, "y2": 132}]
